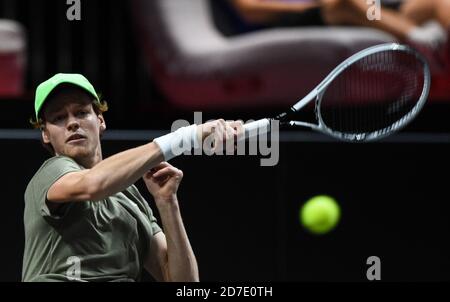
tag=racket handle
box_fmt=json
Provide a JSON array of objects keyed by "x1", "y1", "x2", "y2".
[{"x1": 242, "y1": 118, "x2": 271, "y2": 140}]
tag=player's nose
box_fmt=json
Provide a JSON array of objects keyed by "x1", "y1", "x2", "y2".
[{"x1": 66, "y1": 114, "x2": 80, "y2": 131}]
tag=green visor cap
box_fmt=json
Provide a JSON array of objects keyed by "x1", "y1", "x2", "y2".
[{"x1": 34, "y1": 73, "x2": 99, "y2": 119}]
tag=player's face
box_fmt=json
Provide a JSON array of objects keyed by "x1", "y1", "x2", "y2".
[{"x1": 41, "y1": 88, "x2": 105, "y2": 163}]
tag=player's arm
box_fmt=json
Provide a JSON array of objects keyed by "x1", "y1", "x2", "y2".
[
  {"x1": 47, "y1": 120, "x2": 242, "y2": 204},
  {"x1": 143, "y1": 163, "x2": 199, "y2": 282},
  {"x1": 47, "y1": 142, "x2": 164, "y2": 203},
  {"x1": 144, "y1": 219, "x2": 198, "y2": 282},
  {"x1": 144, "y1": 232, "x2": 169, "y2": 281},
  {"x1": 232, "y1": 0, "x2": 320, "y2": 14}
]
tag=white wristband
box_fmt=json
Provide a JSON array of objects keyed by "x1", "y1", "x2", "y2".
[{"x1": 153, "y1": 124, "x2": 200, "y2": 161}]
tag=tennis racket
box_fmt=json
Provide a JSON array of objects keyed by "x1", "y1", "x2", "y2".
[{"x1": 243, "y1": 43, "x2": 431, "y2": 142}]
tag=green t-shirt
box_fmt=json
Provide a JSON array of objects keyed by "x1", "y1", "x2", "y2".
[{"x1": 22, "y1": 155, "x2": 162, "y2": 282}]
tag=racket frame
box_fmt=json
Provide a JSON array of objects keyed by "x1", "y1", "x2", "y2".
[{"x1": 283, "y1": 43, "x2": 431, "y2": 141}]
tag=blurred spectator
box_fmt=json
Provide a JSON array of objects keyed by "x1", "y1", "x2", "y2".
[{"x1": 227, "y1": 0, "x2": 450, "y2": 70}]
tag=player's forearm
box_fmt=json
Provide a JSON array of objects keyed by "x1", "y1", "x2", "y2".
[
  {"x1": 87, "y1": 125, "x2": 201, "y2": 200},
  {"x1": 85, "y1": 142, "x2": 164, "y2": 201},
  {"x1": 235, "y1": 0, "x2": 320, "y2": 14},
  {"x1": 157, "y1": 201, "x2": 199, "y2": 282}
]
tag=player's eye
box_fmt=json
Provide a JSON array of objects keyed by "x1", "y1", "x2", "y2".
[
  {"x1": 52, "y1": 115, "x2": 65, "y2": 123},
  {"x1": 77, "y1": 110, "x2": 89, "y2": 117}
]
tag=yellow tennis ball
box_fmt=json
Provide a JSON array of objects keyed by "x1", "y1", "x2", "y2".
[{"x1": 300, "y1": 195, "x2": 341, "y2": 235}]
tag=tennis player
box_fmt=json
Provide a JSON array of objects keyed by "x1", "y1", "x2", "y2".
[{"x1": 22, "y1": 73, "x2": 242, "y2": 282}]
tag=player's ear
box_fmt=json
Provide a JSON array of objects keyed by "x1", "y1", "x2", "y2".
[
  {"x1": 42, "y1": 128, "x2": 50, "y2": 144},
  {"x1": 98, "y1": 114, "x2": 106, "y2": 134}
]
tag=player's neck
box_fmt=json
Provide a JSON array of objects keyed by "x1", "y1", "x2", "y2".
[{"x1": 77, "y1": 146, "x2": 103, "y2": 168}]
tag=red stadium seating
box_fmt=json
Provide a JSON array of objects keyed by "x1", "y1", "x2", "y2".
[{"x1": 0, "y1": 20, "x2": 26, "y2": 98}]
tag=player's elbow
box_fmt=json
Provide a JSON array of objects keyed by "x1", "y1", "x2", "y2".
[
  {"x1": 66, "y1": 173, "x2": 101, "y2": 202},
  {"x1": 170, "y1": 270, "x2": 200, "y2": 282},
  {"x1": 167, "y1": 260, "x2": 200, "y2": 282},
  {"x1": 81, "y1": 173, "x2": 107, "y2": 201},
  {"x1": 188, "y1": 268, "x2": 200, "y2": 282}
]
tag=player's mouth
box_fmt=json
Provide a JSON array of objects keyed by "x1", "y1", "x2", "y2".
[{"x1": 66, "y1": 133, "x2": 87, "y2": 143}]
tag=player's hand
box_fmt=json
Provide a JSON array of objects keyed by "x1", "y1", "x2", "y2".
[
  {"x1": 143, "y1": 162, "x2": 183, "y2": 207},
  {"x1": 197, "y1": 119, "x2": 244, "y2": 153}
]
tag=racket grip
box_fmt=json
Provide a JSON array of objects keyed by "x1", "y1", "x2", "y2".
[{"x1": 242, "y1": 118, "x2": 271, "y2": 140}]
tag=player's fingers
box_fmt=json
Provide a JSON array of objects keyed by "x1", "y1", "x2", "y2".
[
  {"x1": 145, "y1": 162, "x2": 170, "y2": 178},
  {"x1": 228, "y1": 120, "x2": 244, "y2": 141},
  {"x1": 212, "y1": 121, "x2": 225, "y2": 148},
  {"x1": 216, "y1": 121, "x2": 225, "y2": 137},
  {"x1": 217, "y1": 118, "x2": 226, "y2": 128},
  {"x1": 224, "y1": 123, "x2": 236, "y2": 153},
  {"x1": 152, "y1": 166, "x2": 183, "y2": 179},
  {"x1": 227, "y1": 120, "x2": 244, "y2": 130},
  {"x1": 149, "y1": 162, "x2": 169, "y2": 172},
  {"x1": 211, "y1": 131, "x2": 223, "y2": 153},
  {"x1": 224, "y1": 124, "x2": 233, "y2": 142}
]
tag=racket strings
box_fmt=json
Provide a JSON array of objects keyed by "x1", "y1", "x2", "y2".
[{"x1": 319, "y1": 50, "x2": 425, "y2": 136}]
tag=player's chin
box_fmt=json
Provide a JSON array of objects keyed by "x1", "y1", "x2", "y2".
[{"x1": 65, "y1": 145, "x2": 90, "y2": 158}]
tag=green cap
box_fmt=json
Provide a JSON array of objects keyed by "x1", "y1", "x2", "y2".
[{"x1": 34, "y1": 73, "x2": 99, "y2": 119}]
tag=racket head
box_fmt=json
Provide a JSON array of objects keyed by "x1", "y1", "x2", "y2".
[{"x1": 312, "y1": 43, "x2": 430, "y2": 142}]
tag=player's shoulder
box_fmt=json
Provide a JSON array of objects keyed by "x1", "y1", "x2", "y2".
[
  {"x1": 36, "y1": 155, "x2": 80, "y2": 174},
  {"x1": 25, "y1": 156, "x2": 81, "y2": 193}
]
